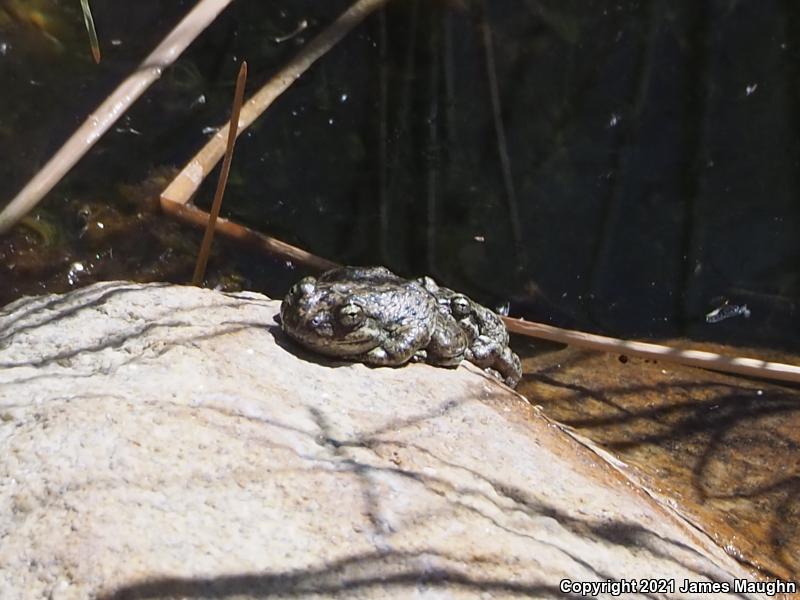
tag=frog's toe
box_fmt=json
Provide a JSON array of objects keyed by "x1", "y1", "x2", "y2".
[{"x1": 363, "y1": 346, "x2": 409, "y2": 367}]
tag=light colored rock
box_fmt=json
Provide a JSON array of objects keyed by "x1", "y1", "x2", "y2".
[{"x1": 0, "y1": 282, "x2": 777, "y2": 599}]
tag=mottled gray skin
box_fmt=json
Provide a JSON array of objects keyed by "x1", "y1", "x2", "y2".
[
  {"x1": 280, "y1": 266, "x2": 522, "y2": 388},
  {"x1": 418, "y1": 277, "x2": 522, "y2": 387},
  {"x1": 280, "y1": 266, "x2": 467, "y2": 368}
]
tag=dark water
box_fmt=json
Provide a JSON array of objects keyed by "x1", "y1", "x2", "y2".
[{"x1": 0, "y1": 0, "x2": 797, "y2": 353}]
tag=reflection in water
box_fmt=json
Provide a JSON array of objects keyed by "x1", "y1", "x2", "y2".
[{"x1": 518, "y1": 342, "x2": 800, "y2": 580}]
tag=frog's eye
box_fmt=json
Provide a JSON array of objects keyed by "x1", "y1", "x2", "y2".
[
  {"x1": 337, "y1": 303, "x2": 365, "y2": 328},
  {"x1": 450, "y1": 295, "x2": 471, "y2": 318}
]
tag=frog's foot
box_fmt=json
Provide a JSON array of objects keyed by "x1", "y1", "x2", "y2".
[
  {"x1": 485, "y1": 368, "x2": 504, "y2": 382},
  {"x1": 500, "y1": 348, "x2": 522, "y2": 387},
  {"x1": 362, "y1": 345, "x2": 413, "y2": 367},
  {"x1": 426, "y1": 346, "x2": 466, "y2": 367}
]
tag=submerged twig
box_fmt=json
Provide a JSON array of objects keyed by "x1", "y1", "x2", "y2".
[
  {"x1": 161, "y1": 201, "x2": 338, "y2": 271},
  {"x1": 425, "y1": 5, "x2": 441, "y2": 277},
  {"x1": 192, "y1": 62, "x2": 248, "y2": 287},
  {"x1": 478, "y1": 1, "x2": 525, "y2": 273},
  {"x1": 0, "y1": 0, "x2": 235, "y2": 234}
]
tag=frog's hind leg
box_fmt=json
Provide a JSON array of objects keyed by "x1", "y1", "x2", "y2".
[
  {"x1": 467, "y1": 336, "x2": 522, "y2": 387},
  {"x1": 496, "y1": 347, "x2": 522, "y2": 387}
]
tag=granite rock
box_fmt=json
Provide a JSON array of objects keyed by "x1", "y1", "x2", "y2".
[{"x1": 0, "y1": 282, "x2": 774, "y2": 599}]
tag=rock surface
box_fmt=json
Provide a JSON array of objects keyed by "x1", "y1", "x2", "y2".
[{"x1": 0, "y1": 282, "x2": 779, "y2": 599}]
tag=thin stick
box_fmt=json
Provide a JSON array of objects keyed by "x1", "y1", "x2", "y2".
[
  {"x1": 162, "y1": 0, "x2": 389, "y2": 207},
  {"x1": 80, "y1": 0, "x2": 101, "y2": 64},
  {"x1": 0, "y1": 0, "x2": 234, "y2": 234},
  {"x1": 161, "y1": 200, "x2": 338, "y2": 271},
  {"x1": 192, "y1": 62, "x2": 247, "y2": 286},
  {"x1": 503, "y1": 317, "x2": 800, "y2": 385}
]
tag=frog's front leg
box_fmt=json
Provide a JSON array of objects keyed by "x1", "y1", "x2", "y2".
[
  {"x1": 425, "y1": 313, "x2": 467, "y2": 367},
  {"x1": 361, "y1": 324, "x2": 431, "y2": 366}
]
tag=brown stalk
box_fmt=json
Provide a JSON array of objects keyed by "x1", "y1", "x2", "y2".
[
  {"x1": 504, "y1": 316, "x2": 800, "y2": 385},
  {"x1": 161, "y1": 201, "x2": 338, "y2": 272},
  {"x1": 192, "y1": 61, "x2": 248, "y2": 287}
]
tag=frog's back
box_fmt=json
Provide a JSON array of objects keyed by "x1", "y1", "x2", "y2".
[
  {"x1": 321, "y1": 266, "x2": 435, "y2": 324},
  {"x1": 318, "y1": 266, "x2": 402, "y2": 287}
]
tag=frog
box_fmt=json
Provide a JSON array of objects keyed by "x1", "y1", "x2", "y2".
[
  {"x1": 279, "y1": 266, "x2": 467, "y2": 369},
  {"x1": 417, "y1": 276, "x2": 522, "y2": 387}
]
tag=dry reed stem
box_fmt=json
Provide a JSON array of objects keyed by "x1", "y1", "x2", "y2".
[
  {"x1": 160, "y1": 200, "x2": 338, "y2": 271},
  {"x1": 504, "y1": 316, "x2": 800, "y2": 385},
  {"x1": 80, "y1": 0, "x2": 101, "y2": 63},
  {"x1": 0, "y1": 0, "x2": 235, "y2": 234},
  {"x1": 161, "y1": 0, "x2": 390, "y2": 207},
  {"x1": 192, "y1": 61, "x2": 248, "y2": 286}
]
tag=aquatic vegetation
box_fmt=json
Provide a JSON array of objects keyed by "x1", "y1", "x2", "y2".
[
  {"x1": 0, "y1": 0, "x2": 65, "y2": 50},
  {"x1": 18, "y1": 211, "x2": 61, "y2": 247}
]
